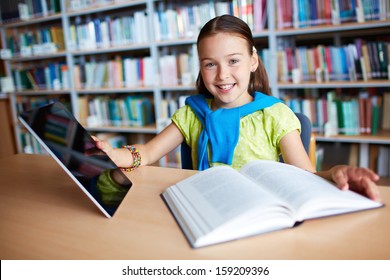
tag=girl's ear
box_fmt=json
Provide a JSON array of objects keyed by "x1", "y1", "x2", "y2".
[{"x1": 251, "y1": 52, "x2": 259, "y2": 72}]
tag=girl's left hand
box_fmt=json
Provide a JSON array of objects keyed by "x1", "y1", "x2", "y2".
[{"x1": 329, "y1": 165, "x2": 381, "y2": 202}]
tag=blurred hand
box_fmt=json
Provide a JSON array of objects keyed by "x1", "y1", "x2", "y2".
[
  {"x1": 329, "y1": 165, "x2": 381, "y2": 202},
  {"x1": 92, "y1": 136, "x2": 133, "y2": 169}
]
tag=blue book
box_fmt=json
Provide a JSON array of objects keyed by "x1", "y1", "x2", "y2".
[
  {"x1": 338, "y1": 47, "x2": 349, "y2": 80},
  {"x1": 108, "y1": 100, "x2": 122, "y2": 127},
  {"x1": 310, "y1": 0, "x2": 318, "y2": 26},
  {"x1": 49, "y1": 62, "x2": 56, "y2": 82},
  {"x1": 297, "y1": 0, "x2": 307, "y2": 27},
  {"x1": 339, "y1": 0, "x2": 356, "y2": 22},
  {"x1": 32, "y1": 0, "x2": 43, "y2": 16},
  {"x1": 93, "y1": 18, "x2": 102, "y2": 47}
]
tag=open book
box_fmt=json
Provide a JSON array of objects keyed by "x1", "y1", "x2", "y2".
[{"x1": 162, "y1": 160, "x2": 383, "y2": 248}]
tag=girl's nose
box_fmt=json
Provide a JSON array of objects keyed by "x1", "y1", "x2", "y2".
[{"x1": 217, "y1": 66, "x2": 230, "y2": 80}]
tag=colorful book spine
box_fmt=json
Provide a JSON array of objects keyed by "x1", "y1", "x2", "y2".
[
  {"x1": 74, "y1": 56, "x2": 154, "y2": 89},
  {"x1": 6, "y1": 25, "x2": 64, "y2": 57},
  {"x1": 80, "y1": 95, "x2": 154, "y2": 128},
  {"x1": 281, "y1": 89, "x2": 385, "y2": 136},
  {"x1": 70, "y1": 11, "x2": 149, "y2": 51},
  {"x1": 275, "y1": 0, "x2": 390, "y2": 29},
  {"x1": 11, "y1": 61, "x2": 67, "y2": 91},
  {"x1": 277, "y1": 39, "x2": 390, "y2": 82}
]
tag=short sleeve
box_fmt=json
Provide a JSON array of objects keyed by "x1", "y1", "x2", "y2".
[
  {"x1": 263, "y1": 103, "x2": 301, "y2": 146},
  {"x1": 171, "y1": 105, "x2": 202, "y2": 145}
]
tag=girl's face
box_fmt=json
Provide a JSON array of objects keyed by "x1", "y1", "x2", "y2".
[{"x1": 198, "y1": 33, "x2": 259, "y2": 109}]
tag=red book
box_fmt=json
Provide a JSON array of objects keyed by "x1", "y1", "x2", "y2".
[
  {"x1": 358, "y1": 98, "x2": 366, "y2": 134},
  {"x1": 324, "y1": 47, "x2": 332, "y2": 79},
  {"x1": 365, "y1": 98, "x2": 372, "y2": 135}
]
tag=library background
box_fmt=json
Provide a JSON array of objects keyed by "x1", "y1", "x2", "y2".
[{"x1": 0, "y1": 0, "x2": 389, "y2": 180}]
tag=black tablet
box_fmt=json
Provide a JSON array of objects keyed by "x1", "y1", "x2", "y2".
[{"x1": 19, "y1": 102, "x2": 132, "y2": 218}]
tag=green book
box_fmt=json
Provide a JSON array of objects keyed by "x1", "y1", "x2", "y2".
[
  {"x1": 371, "y1": 105, "x2": 380, "y2": 135},
  {"x1": 335, "y1": 99, "x2": 346, "y2": 134}
]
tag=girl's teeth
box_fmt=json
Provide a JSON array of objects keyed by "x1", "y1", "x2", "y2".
[{"x1": 220, "y1": 84, "x2": 233, "y2": 90}]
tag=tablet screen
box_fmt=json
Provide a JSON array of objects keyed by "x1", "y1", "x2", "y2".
[{"x1": 19, "y1": 102, "x2": 132, "y2": 217}]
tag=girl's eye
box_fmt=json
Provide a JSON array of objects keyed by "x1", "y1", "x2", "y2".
[
  {"x1": 230, "y1": 59, "x2": 239, "y2": 65},
  {"x1": 204, "y1": 62, "x2": 215, "y2": 68}
]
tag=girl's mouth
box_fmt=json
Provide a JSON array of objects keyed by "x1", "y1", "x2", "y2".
[{"x1": 217, "y1": 83, "x2": 235, "y2": 91}]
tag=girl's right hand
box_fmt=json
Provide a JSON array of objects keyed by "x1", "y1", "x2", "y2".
[{"x1": 92, "y1": 136, "x2": 134, "y2": 169}]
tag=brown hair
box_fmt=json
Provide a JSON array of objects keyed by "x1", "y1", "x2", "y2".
[{"x1": 196, "y1": 15, "x2": 271, "y2": 97}]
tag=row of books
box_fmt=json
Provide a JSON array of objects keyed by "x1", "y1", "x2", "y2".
[
  {"x1": 258, "y1": 48, "x2": 271, "y2": 78},
  {"x1": 349, "y1": 144, "x2": 390, "y2": 177},
  {"x1": 276, "y1": 0, "x2": 390, "y2": 29},
  {"x1": 66, "y1": 0, "x2": 115, "y2": 12},
  {"x1": 156, "y1": 94, "x2": 192, "y2": 128},
  {"x1": 374, "y1": 145, "x2": 390, "y2": 177},
  {"x1": 17, "y1": 0, "x2": 61, "y2": 21},
  {"x1": 92, "y1": 132, "x2": 127, "y2": 149},
  {"x1": 73, "y1": 56, "x2": 154, "y2": 89},
  {"x1": 43, "y1": 112, "x2": 74, "y2": 146},
  {"x1": 315, "y1": 142, "x2": 390, "y2": 175},
  {"x1": 19, "y1": 131, "x2": 46, "y2": 154},
  {"x1": 72, "y1": 45, "x2": 200, "y2": 89},
  {"x1": 15, "y1": 95, "x2": 70, "y2": 114},
  {"x1": 6, "y1": 26, "x2": 64, "y2": 57},
  {"x1": 159, "y1": 45, "x2": 199, "y2": 86},
  {"x1": 68, "y1": 11, "x2": 149, "y2": 51},
  {"x1": 277, "y1": 39, "x2": 390, "y2": 83},
  {"x1": 282, "y1": 91, "x2": 390, "y2": 136},
  {"x1": 154, "y1": 0, "x2": 267, "y2": 42},
  {"x1": 159, "y1": 94, "x2": 189, "y2": 125},
  {"x1": 12, "y1": 62, "x2": 69, "y2": 91},
  {"x1": 77, "y1": 95, "x2": 154, "y2": 128}
]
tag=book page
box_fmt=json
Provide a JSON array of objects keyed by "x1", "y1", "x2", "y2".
[
  {"x1": 240, "y1": 160, "x2": 382, "y2": 220},
  {"x1": 164, "y1": 166, "x2": 293, "y2": 243}
]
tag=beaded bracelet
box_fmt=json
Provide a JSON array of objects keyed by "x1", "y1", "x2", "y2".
[{"x1": 121, "y1": 145, "x2": 142, "y2": 172}]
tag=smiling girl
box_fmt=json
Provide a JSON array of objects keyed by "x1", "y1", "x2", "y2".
[{"x1": 95, "y1": 15, "x2": 381, "y2": 201}]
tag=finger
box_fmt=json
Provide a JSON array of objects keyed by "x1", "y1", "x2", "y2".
[
  {"x1": 360, "y1": 176, "x2": 382, "y2": 202},
  {"x1": 358, "y1": 168, "x2": 380, "y2": 182},
  {"x1": 347, "y1": 168, "x2": 381, "y2": 188},
  {"x1": 93, "y1": 139, "x2": 112, "y2": 155},
  {"x1": 91, "y1": 136, "x2": 104, "y2": 149},
  {"x1": 332, "y1": 167, "x2": 349, "y2": 190}
]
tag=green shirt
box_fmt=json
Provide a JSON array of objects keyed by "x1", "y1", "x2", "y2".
[{"x1": 172, "y1": 101, "x2": 300, "y2": 170}]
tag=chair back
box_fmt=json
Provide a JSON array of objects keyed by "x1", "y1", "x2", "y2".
[
  {"x1": 294, "y1": 112, "x2": 312, "y2": 155},
  {"x1": 181, "y1": 112, "x2": 313, "y2": 169},
  {"x1": 181, "y1": 140, "x2": 193, "y2": 170}
]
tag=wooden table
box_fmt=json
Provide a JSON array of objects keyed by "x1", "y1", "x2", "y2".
[{"x1": 1, "y1": 154, "x2": 389, "y2": 259}]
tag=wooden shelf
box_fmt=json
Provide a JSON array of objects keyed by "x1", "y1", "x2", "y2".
[
  {"x1": 65, "y1": 0, "x2": 147, "y2": 17},
  {"x1": 315, "y1": 131, "x2": 390, "y2": 144},
  {"x1": 278, "y1": 80, "x2": 390, "y2": 89},
  {"x1": 11, "y1": 89, "x2": 71, "y2": 95},
  {"x1": 275, "y1": 19, "x2": 390, "y2": 36},
  {"x1": 3, "y1": 52, "x2": 67, "y2": 62},
  {"x1": 76, "y1": 87, "x2": 154, "y2": 94},
  {"x1": 70, "y1": 44, "x2": 150, "y2": 55},
  {"x1": 0, "y1": 13, "x2": 62, "y2": 28}
]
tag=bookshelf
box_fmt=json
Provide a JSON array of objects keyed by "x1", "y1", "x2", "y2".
[
  {"x1": 0, "y1": 0, "x2": 389, "y2": 173},
  {"x1": 270, "y1": 0, "x2": 390, "y2": 177}
]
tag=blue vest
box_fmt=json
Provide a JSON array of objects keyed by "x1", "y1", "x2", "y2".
[{"x1": 185, "y1": 92, "x2": 282, "y2": 170}]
